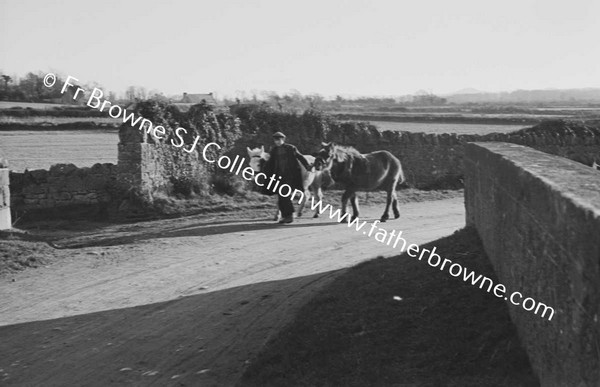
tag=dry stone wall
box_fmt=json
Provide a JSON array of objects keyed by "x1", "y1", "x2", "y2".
[
  {"x1": 237, "y1": 109, "x2": 600, "y2": 189},
  {"x1": 9, "y1": 163, "x2": 118, "y2": 220}
]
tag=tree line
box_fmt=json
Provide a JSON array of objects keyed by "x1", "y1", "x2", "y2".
[
  {"x1": 0, "y1": 71, "x2": 168, "y2": 104},
  {"x1": 0, "y1": 71, "x2": 448, "y2": 108}
]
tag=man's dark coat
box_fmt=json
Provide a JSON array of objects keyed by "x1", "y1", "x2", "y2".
[{"x1": 262, "y1": 143, "x2": 309, "y2": 195}]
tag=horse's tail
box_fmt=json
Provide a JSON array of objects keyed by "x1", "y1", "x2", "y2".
[
  {"x1": 397, "y1": 162, "x2": 406, "y2": 186},
  {"x1": 392, "y1": 153, "x2": 406, "y2": 188}
]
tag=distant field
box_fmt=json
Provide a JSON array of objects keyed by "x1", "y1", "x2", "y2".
[
  {"x1": 0, "y1": 116, "x2": 120, "y2": 125},
  {"x1": 0, "y1": 101, "x2": 74, "y2": 110},
  {"x1": 0, "y1": 130, "x2": 118, "y2": 172},
  {"x1": 369, "y1": 121, "x2": 528, "y2": 134},
  {"x1": 365, "y1": 112, "x2": 568, "y2": 119}
]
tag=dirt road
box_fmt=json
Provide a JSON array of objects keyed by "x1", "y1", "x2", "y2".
[{"x1": 0, "y1": 197, "x2": 464, "y2": 386}]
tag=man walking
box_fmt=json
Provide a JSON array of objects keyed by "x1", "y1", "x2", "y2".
[{"x1": 265, "y1": 132, "x2": 312, "y2": 224}]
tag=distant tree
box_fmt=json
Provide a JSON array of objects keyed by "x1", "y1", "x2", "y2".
[
  {"x1": 125, "y1": 86, "x2": 136, "y2": 101},
  {"x1": 137, "y1": 86, "x2": 148, "y2": 100},
  {"x1": 283, "y1": 94, "x2": 293, "y2": 104},
  {"x1": 19, "y1": 72, "x2": 45, "y2": 101},
  {"x1": 235, "y1": 90, "x2": 248, "y2": 102},
  {"x1": 265, "y1": 92, "x2": 283, "y2": 110},
  {"x1": 1, "y1": 75, "x2": 11, "y2": 90},
  {"x1": 86, "y1": 81, "x2": 104, "y2": 91},
  {"x1": 307, "y1": 93, "x2": 324, "y2": 109},
  {"x1": 149, "y1": 91, "x2": 168, "y2": 102}
]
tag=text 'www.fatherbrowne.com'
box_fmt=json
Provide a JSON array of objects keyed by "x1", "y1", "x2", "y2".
[{"x1": 308, "y1": 197, "x2": 555, "y2": 321}]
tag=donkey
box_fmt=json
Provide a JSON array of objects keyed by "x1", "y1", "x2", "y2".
[
  {"x1": 247, "y1": 146, "x2": 332, "y2": 220},
  {"x1": 315, "y1": 142, "x2": 405, "y2": 222}
]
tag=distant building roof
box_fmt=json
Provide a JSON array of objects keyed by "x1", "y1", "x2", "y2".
[{"x1": 180, "y1": 92, "x2": 216, "y2": 105}]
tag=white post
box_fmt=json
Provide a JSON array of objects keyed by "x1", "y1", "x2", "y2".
[{"x1": 0, "y1": 166, "x2": 11, "y2": 230}]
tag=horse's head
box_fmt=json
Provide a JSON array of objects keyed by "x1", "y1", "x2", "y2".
[
  {"x1": 246, "y1": 146, "x2": 270, "y2": 172},
  {"x1": 315, "y1": 142, "x2": 340, "y2": 170}
]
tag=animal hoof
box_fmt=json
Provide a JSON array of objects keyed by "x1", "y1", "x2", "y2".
[
  {"x1": 394, "y1": 213, "x2": 400, "y2": 219},
  {"x1": 313, "y1": 214, "x2": 319, "y2": 218}
]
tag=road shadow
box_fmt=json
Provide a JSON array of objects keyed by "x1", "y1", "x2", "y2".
[
  {"x1": 52, "y1": 217, "x2": 343, "y2": 249},
  {"x1": 239, "y1": 227, "x2": 540, "y2": 386}
]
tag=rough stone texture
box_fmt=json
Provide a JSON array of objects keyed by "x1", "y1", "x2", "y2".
[
  {"x1": 118, "y1": 142, "x2": 207, "y2": 199},
  {"x1": 464, "y1": 142, "x2": 600, "y2": 386},
  {"x1": 0, "y1": 169, "x2": 11, "y2": 229},
  {"x1": 9, "y1": 163, "x2": 118, "y2": 219},
  {"x1": 116, "y1": 100, "x2": 242, "y2": 200},
  {"x1": 322, "y1": 120, "x2": 600, "y2": 189},
  {"x1": 236, "y1": 109, "x2": 600, "y2": 189}
]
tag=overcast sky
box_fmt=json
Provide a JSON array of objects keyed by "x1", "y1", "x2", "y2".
[{"x1": 1, "y1": 0, "x2": 599, "y2": 98}]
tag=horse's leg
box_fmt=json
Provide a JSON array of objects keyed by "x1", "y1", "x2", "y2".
[
  {"x1": 298, "y1": 167, "x2": 316, "y2": 218},
  {"x1": 350, "y1": 192, "x2": 360, "y2": 221},
  {"x1": 380, "y1": 188, "x2": 392, "y2": 222},
  {"x1": 296, "y1": 188, "x2": 310, "y2": 217},
  {"x1": 341, "y1": 190, "x2": 352, "y2": 222},
  {"x1": 392, "y1": 187, "x2": 400, "y2": 219},
  {"x1": 313, "y1": 187, "x2": 322, "y2": 218},
  {"x1": 273, "y1": 194, "x2": 280, "y2": 221}
]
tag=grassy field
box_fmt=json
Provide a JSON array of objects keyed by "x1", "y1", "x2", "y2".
[
  {"x1": 0, "y1": 129, "x2": 118, "y2": 171},
  {"x1": 239, "y1": 227, "x2": 539, "y2": 387},
  {"x1": 0, "y1": 116, "x2": 119, "y2": 125},
  {"x1": 333, "y1": 107, "x2": 600, "y2": 128},
  {"x1": 370, "y1": 121, "x2": 528, "y2": 134},
  {"x1": 0, "y1": 101, "x2": 74, "y2": 110}
]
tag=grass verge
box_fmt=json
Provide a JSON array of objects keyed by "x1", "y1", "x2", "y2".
[{"x1": 0, "y1": 231, "x2": 56, "y2": 276}]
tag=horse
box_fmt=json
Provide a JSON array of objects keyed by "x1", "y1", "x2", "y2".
[
  {"x1": 315, "y1": 142, "x2": 405, "y2": 222},
  {"x1": 247, "y1": 146, "x2": 332, "y2": 220}
]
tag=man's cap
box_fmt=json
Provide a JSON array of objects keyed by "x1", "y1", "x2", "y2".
[{"x1": 272, "y1": 131, "x2": 286, "y2": 139}]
